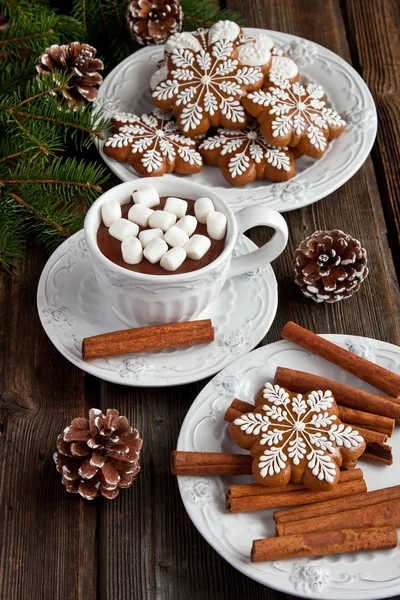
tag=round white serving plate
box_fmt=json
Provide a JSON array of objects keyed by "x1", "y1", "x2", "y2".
[
  {"x1": 95, "y1": 28, "x2": 377, "y2": 213},
  {"x1": 37, "y1": 230, "x2": 278, "y2": 387},
  {"x1": 176, "y1": 336, "x2": 400, "y2": 599}
]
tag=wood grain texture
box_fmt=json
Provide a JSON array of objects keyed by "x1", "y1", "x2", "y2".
[
  {"x1": 0, "y1": 245, "x2": 97, "y2": 600},
  {"x1": 1, "y1": 2, "x2": 400, "y2": 600},
  {"x1": 341, "y1": 0, "x2": 400, "y2": 279}
]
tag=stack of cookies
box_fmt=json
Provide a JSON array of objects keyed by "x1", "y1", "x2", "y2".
[{"x1": 103, "y1": 21, "x2": 346, "y2": 187}]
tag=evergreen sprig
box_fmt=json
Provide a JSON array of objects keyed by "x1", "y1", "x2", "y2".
[{"x1": 0, "y1": 0, "x2": 243, "y2": 269}]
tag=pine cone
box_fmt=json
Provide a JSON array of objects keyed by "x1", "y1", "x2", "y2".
[
  {"x1": 54, "y1": 409, "x2": 142, "y2": 500},
  {"x1": 127, "y1": 0, "x2": 183, "y2": 45},
  {"x1": 294, "y1": 229, "x2": 369, "y2": 303},
  {"x1": 37, "y1": 42, "x2": 104, "y2": 109}
]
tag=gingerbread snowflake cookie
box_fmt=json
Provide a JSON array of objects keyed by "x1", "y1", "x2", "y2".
[
  {"x1": 103, "y1": 109, "x2": 203, "y2": 176},
  {"x1": 149, "y1": 26, "x2": 281, "y2": 93},
  {"x1": 230, "y1": 383, "x2": 365, "y2": 491},
  {"x1": 243, "y1": 79, "x2": 346, "y2": 159},
  {"x1": 199, "y1": 123, "x2": 295, "y2": 186},
  {"x1": 151, "y1": 22, "x2": 265, "y2": 137}
]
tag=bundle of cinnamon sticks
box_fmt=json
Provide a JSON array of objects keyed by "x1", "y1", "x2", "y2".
[{"x1": 172, "y1": 322, "x2": 400, "y2": 562}]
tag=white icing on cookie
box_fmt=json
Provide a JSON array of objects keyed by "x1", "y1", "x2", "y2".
[
  {"x1": 237, "y1": 42, "x2": 271, "y2": 67},
  {"x1": 252, "y1": 32, "x2": 275, "y2": 51},
  {"x1": 248, "y1": 81, "x2": 346, "y2": 152},
  {"x1": 208, "y1": 20, "x2": 241, "y2": 44},
  {"x1": 165, "y1": 31, "x2": 202, "y2": 54},
  {"x1": 152, "y1": 40, "x2": 262, "y2": 134},
  {"x1": 234, "y1": 383, "x2": 364, "y2": 481},
  {"x1": 269, "y1": 56, "x2": 299, "y2": 82},
  {"x1": 150, "y1": 66, "x2": 169, "y2": 91},
  {"x1": 199, "y1": 124, "x2": 292, "y2": 178},
  {"x1": 105, "y1": 111, "x2": 202, "y2": 172}
]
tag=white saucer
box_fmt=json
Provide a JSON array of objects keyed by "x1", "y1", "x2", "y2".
[
  {"x1": 176, "y1": 336, "x2": 400, "y2": 599},
  {"x1": 95, "y1": 28, "x2": 377, "y2": 213},
  {"x1": 37, "y1": 230, "x2": 278, "y2": 387}
]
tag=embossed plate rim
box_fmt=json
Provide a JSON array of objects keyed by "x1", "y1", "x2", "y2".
[
  {"x1": 176, "y1": 337, "x2": 400, "y2": 599},
  {"x1": 95, "y1": 27, "x2": 377, "y2": 213},
  {"x1": 36, "y1": 230, "x2": 278, "y2": 387}
]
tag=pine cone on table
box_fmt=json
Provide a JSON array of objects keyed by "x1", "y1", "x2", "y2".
[
  {"x1": 54, "y1": 409, "x2": 142, "y2": 500},
  {"x1": 36, "y1": 42, "x2": 104, "y2": 109},
  {"x1": 127, "y1": 0, "x2": 183, "y2": 45},
  {"x1": 294, "y1": 229, "x2": 369, "y2": 303}
]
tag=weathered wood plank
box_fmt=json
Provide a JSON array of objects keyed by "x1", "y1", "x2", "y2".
[
  {"x1": 341, "y1": 0, "x2": 400, "y2": 277},
  {"x1": 96, "y1": 2, "x2": 400, "y2": 600},
  {"x1": 0, "y1": 245, "x2": 97, "y2": 600}
]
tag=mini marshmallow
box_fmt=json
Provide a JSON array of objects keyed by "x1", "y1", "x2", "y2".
[
  {"x1": 184, "y1": 234, "x2": 211, "y2": 260},
  {"x1": 194, "y1": 197, "x2": 215, "y2": 224},
  {"x1": 148, "y1": 210, "x2": 176, "y2": 232},
  {"x1": 101, "y1": 199, "x2": 122, "y2": 227},
  {"x1": 109, "y1": 218, "x2": 139, "y2": 241},
  {"x1": 164, "y1": 197, "x2": 188, "y2": 218},
  {"x1": 143, "y1": 237, "x2": 168, "y2": 264},
  {"x1": 128, "y1": 204, "x2": 154, "y2": 227},
  {"x1": 132, "y1": 187, "x2": 160, "y2": 209},
  {"x1": 121, "y1": 237, "x2": 143, "y2": 265},
  {"x1": 160, "y1": 247, "x2": 187, "y2": 272},
  {"x1": 207, "y1": 211, "x2": 227, "y2": 241},
  {"x1": 176, "y1": 215, "x2": 198, "y2": 237},
  {"x1": 164, "y1": 225, "x2": 189, "y2": 248},
  {"x1": 139, "y1": 228, "x2": 164, "y2": 248}
]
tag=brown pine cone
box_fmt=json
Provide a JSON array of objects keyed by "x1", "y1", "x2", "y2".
[
  {"x1": 294, "y1": 229, "x2": 369, "y2": 303},
  {"x1": 54, "y1": 409, "x2": 142, "y2": 500},
  {"x1": 127, "y1": 0, "x2": 183, "y2": 45},
  {"x1": 36, "y1": 42, "x2": 104, "y2": 109}
]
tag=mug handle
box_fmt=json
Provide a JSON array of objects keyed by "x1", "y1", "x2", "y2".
[{"x1": 227, "y1": 206, "x2": 288, "y2": 279}]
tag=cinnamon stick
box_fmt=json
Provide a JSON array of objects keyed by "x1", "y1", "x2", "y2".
[
  {"x1": 251, "y1": 527, "x2": 397, "y2": 562},
  {"x1": 227, "y1": 468, "x2": 363, "y2": 499},
  {"x1": 276, "y1": 498, "x2": 400, "y2": 536},
  {"x1": 224, "y1": 406, "x2": 244, "y2": 423},
  {"x1": 82, "y1": 319, "x2": 215, "y2": 360},
  {"x1": 347, "y1": 424, "x2": 387, "y2": 445},
  {"x1": 275, "y1": 366, "x2": 400, "y2": 422},
  {"x1": 231, "y1": 398, "x2": 255, "y2": 412},
  {"x1": 338, "y1": 406, "x2": 394, "y2": 437},
  {"x1": 281, "y1": 322, "x2": 400, "y2": 398},
  {"x1": 274, "y1": 485, "x2": 400, "y2": 524},
  {"x1": 171, "y1": 451, "x2": 252, "y2": 476},
  {"x1": 226, "y1": 479, "x2": 367, "y2": 513},
  {"x1": 362, "y1": 442, "x2": 393, "y2": 465}
]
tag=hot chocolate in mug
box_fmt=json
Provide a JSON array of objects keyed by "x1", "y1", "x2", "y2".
[{"x1": 84, "y1": 177, "x2": 288, "y2": 326}]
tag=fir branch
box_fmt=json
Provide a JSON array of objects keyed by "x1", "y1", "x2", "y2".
[
  {"x1": 9, "y1": 112, "x2": 50, "y2": 156},
  {"x1": 0, "y1": 28, "x2": 55, "y2": 46},
  {"x1": 8, "y1": 190, "x2": 69, "y2": 237},
  {"x1": 0, "y1": 195, "x2": 26, "y2": 271},
  {"x1": 1, "y1": 156, "x2": 109, "y2": 204},
  {"x1": 4, "y1": 178, "x2": 102, "y2": 192},
  {"x1": 0, "y1": 150, "x2": 27, "y2": 163},
  {"x1": 12, "y1": 109, "x2": 106, "y2": 140},
  {"x1": 0, "y1": 57, "x2": 37, "y2": 94}
]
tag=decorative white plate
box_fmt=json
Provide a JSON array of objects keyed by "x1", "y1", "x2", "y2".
[
  {"x1": 176, "y1": 336, "x2": 400, "y2": 599},
  {"x1": 95, "y1": 28, "x2": 377, "y2": 213},
  {"x1": 37, "y1": 230, "x2": 278, "y2": 387}
]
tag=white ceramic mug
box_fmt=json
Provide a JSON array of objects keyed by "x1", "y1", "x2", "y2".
[{"x1": 84, "y1": 177, "x2": 288, "y2": 326}]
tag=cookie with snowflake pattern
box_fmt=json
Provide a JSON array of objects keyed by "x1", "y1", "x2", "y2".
[
  {"x1": 199, "y1": 123, "x2": 295, "y2": 186},
  {"x1": 230, "y1": 383, "x2": 365, "y2": 491},
  {"x1": 103, "y1": 109, "x2": 203, "y2": 176},
  {"x1": 149, "y1": 25, "x2": 280, "y2": 93},
  {"x1": 151, "y1": 23, "x2": 265, "y2": 137},
  {"x1": 242, "y1": 79, "x2": 346, "y2": 159}
]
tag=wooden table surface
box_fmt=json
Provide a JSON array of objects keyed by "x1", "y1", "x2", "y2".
[{"x1": 1, "y1": 1, "x2": 400, "y2": 599}]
